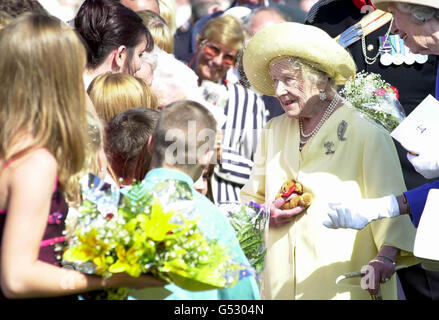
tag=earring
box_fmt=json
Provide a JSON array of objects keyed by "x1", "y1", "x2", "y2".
[{"x1": 319, "y1": 91, "x2": 327, "y2": 101}]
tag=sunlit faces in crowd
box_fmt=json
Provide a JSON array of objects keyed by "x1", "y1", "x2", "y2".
[
  {"x1": 192, "y1": 14, "x2": 244, "y2": 84},
  {"x1": 269, "y1": 58, "x2": 327, "y2": 119},
  {"x1": 75, "y1": 0, "x2": 154, "y2": 86},
  {"x1": 193, "y1": 168, "x2": 209, "y2": 196},
  {"x1": 194, "y1": 39, "x2": 238, "y2": 83},
  {"x1": 388, "y1": 3, "x2": 439, "y2": 55},
  {"x1": 135, "y1": 46, "x2": 159, "y2": 86},
  {"x1": 135, "y1": 58, "x2": 154, "y2": 86},
  {"x1": 120, "y1": 0, "x2": 160, "y2": 13},
  {"x1": 246, "y1": 8, "x2": 286, "y2": 37},
  {"x1": 122, "y1": 34, "x2": 149, "y2": 75}
]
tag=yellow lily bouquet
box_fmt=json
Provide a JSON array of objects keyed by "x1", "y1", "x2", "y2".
[{"x1": 62, "y1": 175, "x2": 248, "y2": 299}]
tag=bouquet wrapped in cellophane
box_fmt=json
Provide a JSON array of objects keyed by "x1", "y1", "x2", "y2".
[
  {"x1": 62, "y1": 174, "x2": 251, "y2": 299},
  {"x1": 218, "y1": 201, "x2": 269, "y2": 287},
  {"x1": 340, "y1": 71, "x2": 406, "y2": 132}
]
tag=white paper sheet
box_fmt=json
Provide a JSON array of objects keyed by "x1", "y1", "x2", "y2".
[
  {"x1": 414, "y1": 189, "x2": 439, "y2": 271},
  {"x1": 391, "y1": 94, "x2": 439, "y2": 154}
]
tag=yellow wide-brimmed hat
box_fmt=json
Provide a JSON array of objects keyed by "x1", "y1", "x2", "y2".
[
  {"x1": 372, "y1": 0, "x2": 439, "y2": 11},
  {"x1": 243, "y1": 22, "x2": 356, "y2": 96}
]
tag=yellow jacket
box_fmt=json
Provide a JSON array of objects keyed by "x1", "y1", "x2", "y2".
[{"x1": 241, "y1": 105, "x2": 418, "y2": 300}]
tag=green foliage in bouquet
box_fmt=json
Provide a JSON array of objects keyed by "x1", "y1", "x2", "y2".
[
  {"x1": 356, "y1": 105, "x2": 402, "y2": 133},
  {"x1": 63, "y1": 177, "x2": 245, "y2": 299},
  {"x1": 220, "y1": 201, "x2": 269, "y2": 287}
]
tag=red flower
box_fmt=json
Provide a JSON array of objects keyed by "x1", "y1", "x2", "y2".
[
  {"x1": 389, "y1": 85, "x2": 399, "y2": 99},
  {"x1": 353, "y1": 0, "x2": 376, "y2": 11},
  {"x1": 106, "y1": 213, "x2": 114, "y2": 220}
]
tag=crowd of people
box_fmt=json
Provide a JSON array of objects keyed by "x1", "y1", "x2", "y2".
[{"x1": 1, "y1": 0, "x2": 439, "y2": 301}]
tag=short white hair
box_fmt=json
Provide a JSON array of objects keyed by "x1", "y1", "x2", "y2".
[
  {"x1": 396, "y1": 2, "x2": 439, "y2": 24},
  {"x1": 151, "y1": 47, "x2": 226, "y2": 127}
]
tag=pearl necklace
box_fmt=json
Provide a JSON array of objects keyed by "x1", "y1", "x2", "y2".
[{"x1": 299, "y1": 93, "x2": 341, "y2": 147}]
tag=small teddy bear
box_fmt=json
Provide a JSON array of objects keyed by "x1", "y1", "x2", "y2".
[{"x1": 275, "y1": 179, "x2": 312, "y2": 210}]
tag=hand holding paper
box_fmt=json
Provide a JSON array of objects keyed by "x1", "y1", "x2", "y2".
[
  {"x1": 391, "y1": 95, "x2": 439, "y2": 178},
  {"x1": 407, "y1": 144, "x2": 439, "y2": 179}
]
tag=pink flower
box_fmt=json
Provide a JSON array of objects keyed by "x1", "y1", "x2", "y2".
[{"x1": 373, "y1": 88, "x2": 387, "y2": 97}]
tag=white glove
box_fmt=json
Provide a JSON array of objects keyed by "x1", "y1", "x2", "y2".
[
  {"x1": 323, "y1": 195, "x2": 400, "y2": 230},
  {"x1": 407, "y1": 150, "x2": 439, "y2": 179}
]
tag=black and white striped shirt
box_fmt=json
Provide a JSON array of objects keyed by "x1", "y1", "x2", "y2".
[{"x1": 211, "y1": 82, "x2": 267, "y2": 204}]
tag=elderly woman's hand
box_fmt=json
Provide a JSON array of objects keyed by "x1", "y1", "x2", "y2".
[
  {"x1": 363, "y1": 246, "x2": 397, "y2": 296},
  {"x1": 268, "y1": 196, "x2": 306, "y2": 228}
]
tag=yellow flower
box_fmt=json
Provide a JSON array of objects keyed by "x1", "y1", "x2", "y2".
[
  {"x1": 163, "y1": 258, "x2": 188, "y2": 272},
  {"x1": 108, "y1": 244, "x2": 143, "y2": 277},
  {"x1": 63, "y1": 228, "x2": 114, "y2": 275},
  {"x1": 93, "y1": 255, "x2": 112, "y2": 275},
  {"x1": 138, "y1": 200, "x2": 181, "y2": 242}
]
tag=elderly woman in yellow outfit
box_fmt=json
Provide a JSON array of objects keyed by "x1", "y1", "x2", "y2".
[{"x1": 240, "y1": 22, "x2": 418, "y2": 300}]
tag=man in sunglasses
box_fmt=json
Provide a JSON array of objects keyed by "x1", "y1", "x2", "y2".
[
  {"x1": 189, "y1": 14, "x2": 267, "y2": 205},
  {"x1": 193, "y1": 39, "x2": 237, "y2": 86}
]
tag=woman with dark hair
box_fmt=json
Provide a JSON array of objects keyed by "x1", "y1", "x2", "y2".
[{"x1": 74, "y1": 0, "x2": 155, "y2": 88}]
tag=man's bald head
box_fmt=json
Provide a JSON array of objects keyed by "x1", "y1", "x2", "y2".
[
  {"x1": 245, "y1": 7, "x2": 287, "y2": 37},
  {"x1": 120, "y1": 0, "x2": 160, "y2": 14}
]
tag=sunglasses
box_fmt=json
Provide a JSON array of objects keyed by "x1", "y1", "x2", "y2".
[{"x1": 201, "y1": 40, "x2": 237, "y2": 66}]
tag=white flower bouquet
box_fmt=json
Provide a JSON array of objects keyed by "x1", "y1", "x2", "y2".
[{"x1": 340, "y1": 71, "x2": 406, "y2": 132}]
